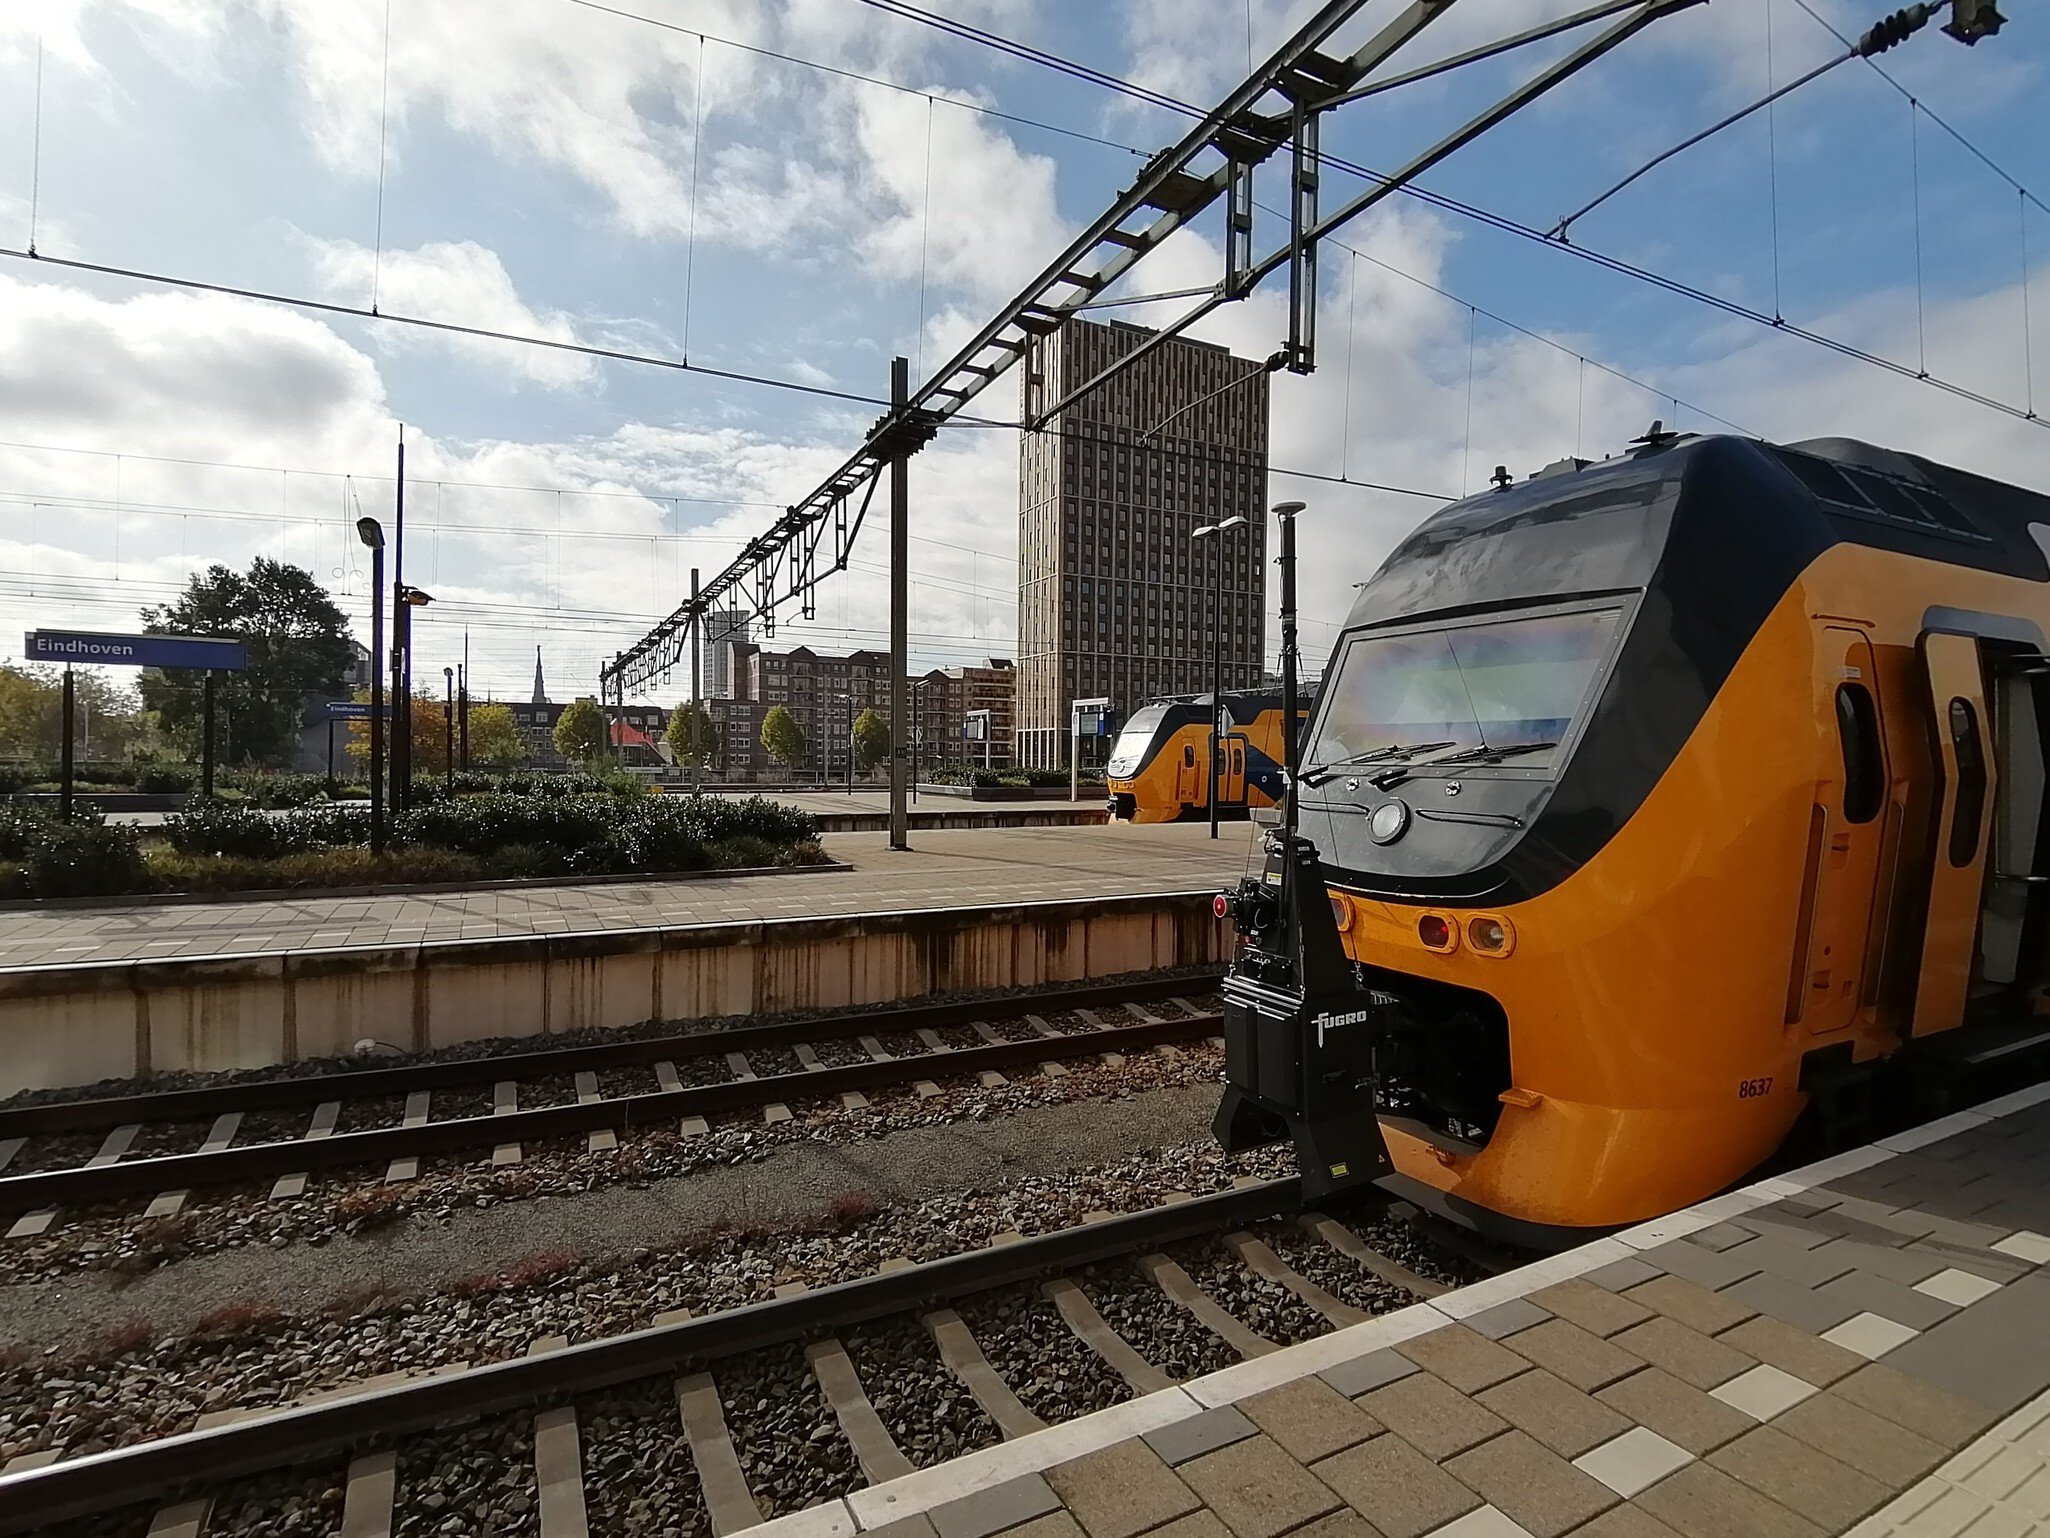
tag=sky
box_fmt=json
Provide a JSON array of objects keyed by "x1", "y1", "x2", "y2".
[{"x1": 0, "y1": 0, "x2": 2045, "y2": 706}]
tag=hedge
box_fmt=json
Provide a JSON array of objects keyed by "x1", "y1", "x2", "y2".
[{"x1": 0, "y1": 789, "x2": 823, "y2": 898}]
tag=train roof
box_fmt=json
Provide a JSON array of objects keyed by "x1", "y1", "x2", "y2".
[{"x1": 1344, "y1": 432, "x2": 2050, "y2": 633}]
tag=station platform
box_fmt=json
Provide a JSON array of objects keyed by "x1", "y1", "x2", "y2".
[
  {"x1": 0, "y1": 821, "x2": 1241, "y2": 970},
  {"x1": 762, "y1": 1084, "x2": 2050, "y2": 1538},
  {"x1": 0, "y1": 823, "x2": 1251, "y2": 1093}
]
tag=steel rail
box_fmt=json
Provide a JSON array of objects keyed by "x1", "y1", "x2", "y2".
[
  {"x1": 0, "y1": 972, "x2": 1221, "y2": 1139},
  {"x1": 0, "y1": 1177, "x2": 1305, "y2": 1533},
  {"x1": 0, "y1": 1013, "x2": 1222, "y2": 1212}
]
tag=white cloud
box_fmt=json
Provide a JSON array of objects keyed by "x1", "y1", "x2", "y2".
[{"x1": 306, "y1": 238, "x2": 600, "y2": 389}]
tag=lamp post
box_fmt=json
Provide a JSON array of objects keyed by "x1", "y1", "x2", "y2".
[
  {"x1": 392, "y1": 584, "x2": 434, "y2": 810},
  {"x1": 356, "y1": 516, "x2": 387, "y2": 857},
  {"x1": 442, "y1": 666, "x2": 455, "y2": 795},
  {"x1": 1272, "y1": 502, "x2": 1306, "y2": 846},
  {"x1": 1191, "y1": 513, "x2": 1249, "y2": 840}
]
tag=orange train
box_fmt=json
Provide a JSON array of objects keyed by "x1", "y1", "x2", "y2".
[
  {"x1": 1215, "y1": 432, "x2": 2050, "y2": 1244},
  {"x1": 1105, "y1": 692, "x2": 1308, "y2": 825}
]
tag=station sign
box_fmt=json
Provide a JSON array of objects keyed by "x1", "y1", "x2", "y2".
[
  {"x1": 324, "y1": 701, "x2": 391, "y2": 720},
  {"x1": 1071, "y1": 697, "x2": 1117, "y2": 737},
  {"x1": 24, "y1": 629, "x2": 248, "y2": 672}
]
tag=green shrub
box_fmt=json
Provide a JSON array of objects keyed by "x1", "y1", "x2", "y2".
[
  {"x1": 477, "y1": 842, "x2": 581, "y2": 879},
  {"x1": 1, "y1": 809, "x2": 154, "y2": 898},
  {"x1": 0, "y1": 764, "x2": 50, "y2": 796},
  {"x1": 147, "y1": 846, "x2": 484, "y2": 893},
  {"x1": 133, "y1": 764, "x2": 198, "y2": 795},
  {"x1": 224, "y1": 773, "x2": 333, "y2": 808},
  {"x1": 164, "y1": 803, "x2": 371, "y2": 859}
]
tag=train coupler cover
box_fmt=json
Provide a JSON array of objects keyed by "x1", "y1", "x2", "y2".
[{"x1": 1211, "y1": 833, "x2": 1394, "y2": 1201}]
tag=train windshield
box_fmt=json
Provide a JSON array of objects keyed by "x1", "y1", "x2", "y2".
[
  {"x1": 1107, "y1": 704, "x2": 1168, "y2": 778},
  {"x1": 1307, "y1": 606, "x2": 1621, "y2": 773}
]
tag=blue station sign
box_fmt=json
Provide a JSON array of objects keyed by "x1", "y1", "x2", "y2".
[
  {"x1": 24, "y1": 630, "x2": 248, "y2": 672},
  {"x1": 324, "y1": 701, "x2": 390, "y2": 720}
]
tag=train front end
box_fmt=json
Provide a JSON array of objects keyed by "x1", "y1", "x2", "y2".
[{"x1": 1213, "y1": 435, "x2": 1892, "y2": 1243}]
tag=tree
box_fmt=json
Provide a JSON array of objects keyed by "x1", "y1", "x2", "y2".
[
  {"x1": 347, "y1": 693, "x2": 528, "y2": 774},
  {"x1": 666, "y1": 701, "x2": 717, "y2": 772},
  {"x1": 139, "y1": 558, "x2": 354, "y2": 766},
  {"x1": 0, "y1": 664, "x2": 149, "y2": 760},
  {"x1": 553, "y1": 697, "x2": 609, "y2": 764},
  {"x1": 466, "y1": 703, "x2": 527, "y2": 768},
  {"x1": 343, "y1": 687, "x2": 451, "y2": 773},
  {"x1": 851, "y1": 708, "x2": 890, "y2": 774},
  {"x1": 760, "y1": 705, "x2": 807, "y2": 771}
]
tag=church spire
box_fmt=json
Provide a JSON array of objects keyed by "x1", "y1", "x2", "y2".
[{"x1": 532, "y1": 646, "x2": 547, "y2": 706}]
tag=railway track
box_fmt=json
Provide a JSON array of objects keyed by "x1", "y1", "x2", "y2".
[
  {"x1": 1, "y1": 1176, "x2": 1473, "y2": 1538},
  {"x1": 0, "y1": 976, "x2": 1224, "y2": 1237}
]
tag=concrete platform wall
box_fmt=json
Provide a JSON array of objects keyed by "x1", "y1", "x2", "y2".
[{"x1": 0, "y1": 893, "x2": 1228, "y2": 1094}]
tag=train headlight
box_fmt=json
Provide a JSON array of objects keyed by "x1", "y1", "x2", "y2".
[
  {"x1": 1467, "y1": 915, "x2": 1515, "y2": 956},
  {"x1": 1417, "y1": 913, "x2": 1456, "y2": 952},
  {"x1": 1367, "y1": 799, "x2": 1411, "y2": 844},
  {"x1": 1329, "y1": 895, "x2": 1352, "y2": 931}
]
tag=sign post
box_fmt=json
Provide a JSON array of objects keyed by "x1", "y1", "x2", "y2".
[
  {"x1": 25, "y1": 631, "x2": 247, "y2": 817},
  {"x1": 59, "y1": 669, "x2": 75, "y2": 823},
  {"x1": 323, "y1": 702, "x2": 388, "y2": 792},
  {"x1": 1069, "y1": 697, "x2": 1114, "y2": 804}
]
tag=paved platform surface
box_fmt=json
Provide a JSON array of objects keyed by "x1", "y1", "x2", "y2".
[
  {"x1": 100, "y1": 792, "x2": 1110, "y2": 827},
  {"x1": 0, "y1": 821, "x2": 1254, "y2": 969},
  {"x1": 763, "y1": 1084, "x2": 2050, "y2": 1538}
]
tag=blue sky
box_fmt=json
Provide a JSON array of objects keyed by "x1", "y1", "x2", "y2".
[{"x1": 0, "y1": 0, "x2": 2044, "y2": 700}]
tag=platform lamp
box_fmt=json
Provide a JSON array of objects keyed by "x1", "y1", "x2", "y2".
[
  {"x1": 1191, "y1": 512, "x2": 1249, "y2": 840},
  {"x1": 442, "y1": 666, "x2": 455, "y2": 794},
  {"x1": 393, "y1": 584, "x2": 434, "y2": 811},
  {"x1": 355, "y1": 516, "x2": 387, "y2": 857}
]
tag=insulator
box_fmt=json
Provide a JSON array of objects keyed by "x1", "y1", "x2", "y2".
[{"x1": 1858, "y1": 3, "x2": 1933, "y2": 54}]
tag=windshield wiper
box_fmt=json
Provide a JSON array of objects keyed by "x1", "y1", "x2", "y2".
[
  {"x1": 1365, "y1": 740, "x2": 1560, "y2": 792},
  {"x1": 1300, "y1": 741, "x2": 1456, "y2": 787},
  {"x1": 1425, "y1": 740, "x2": 1560, "y2": 767}
]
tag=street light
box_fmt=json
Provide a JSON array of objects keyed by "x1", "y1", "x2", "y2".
[
  {"x1": 442, "y1": 666, "x2": 455, "y2": 795},
  {"x1": 355, "y1": 516, "x2": 387, "y2": 857},
  {"x1": 1272, "y1": 502, "x2": 1307, "y2": 845},
  {"x1": 1191, "y1": 512, "x2": 1250, "y2": 840},
  {"x1": 392, "y1": 584, "x2": 433, "y2": 809}
]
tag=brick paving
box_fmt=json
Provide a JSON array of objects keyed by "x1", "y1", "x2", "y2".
[
  {"x1": 0, "y1": 822, "x2": 1250, "y2": 969},
  {"x1": 759, "y1": 1084, "x2": 2050, "y2": 1538}
]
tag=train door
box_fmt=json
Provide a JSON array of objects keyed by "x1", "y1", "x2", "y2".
[
  {"x1": 1910, "y1": 631, "x2": 1998, "y2": 1036},
  {"x1": 1175, "y1": 741, "x2": 1201, "y2": 806},
  {"x1": 1221, "y1": 736, "x2": 1248, "y2": 807},
  {"x1": 1791, "y1": 626, "x2": 1891, "y2": 1034},
  {"x1": 1982, "y1": 649, "x2": 2049, "y2": 990}
]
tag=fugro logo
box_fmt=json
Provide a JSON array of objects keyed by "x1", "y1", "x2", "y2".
[{"x1": 1312, "y1": 1007, "x2": 1375, "y2": 1045}]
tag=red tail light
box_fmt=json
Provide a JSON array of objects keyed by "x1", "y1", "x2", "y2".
[
  {"x1": 1417, "y1": 914, "x2": 1452, "y2": 948},
  {"x1": 1213, "y1": 894, "x2": 1231, "y2": 919}
]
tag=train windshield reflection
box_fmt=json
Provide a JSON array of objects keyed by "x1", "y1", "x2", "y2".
[{"x1": 1307, "y1": 607, "x2": 1621, "y2": 774}]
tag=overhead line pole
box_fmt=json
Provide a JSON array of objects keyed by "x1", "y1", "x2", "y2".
[{"x1": 888, "y1": 356, "x2": 912, "y2": 852}]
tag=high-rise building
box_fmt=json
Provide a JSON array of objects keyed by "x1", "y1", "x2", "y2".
[
  {"x1": 704, "y1": 609, "x2": 750, "y2": 700},
  {"x1": 1016, "y1": 317, "x2": 1269, "y2": 768}
]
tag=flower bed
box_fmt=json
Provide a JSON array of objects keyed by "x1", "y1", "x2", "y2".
[{"x1": 0, "y1": 791, "x2": 825, "y2": 900}]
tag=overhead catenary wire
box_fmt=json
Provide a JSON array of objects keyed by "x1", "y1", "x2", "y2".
[
  {"x1": 854, "y1": 0, "x2": 2050, "y2": 435},
  {"x1": 559, "y1": 0, "x2": 1147, "y2": 161},
  {"x1": 1787, "y1": 0, "x2": 2049, "y2": 217},
  {"x1": 0, "y1": 246, "x2": 906, "y2": 409},
  {"x1": 683, "y1": 34, "x2": 706, "y2": 355},
  {"x1": 372, "y1": 0, "x2": 394, "y2": 314},
  {"x1": 28, "y1": 27, "x2": 44, "y2": 256}
]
